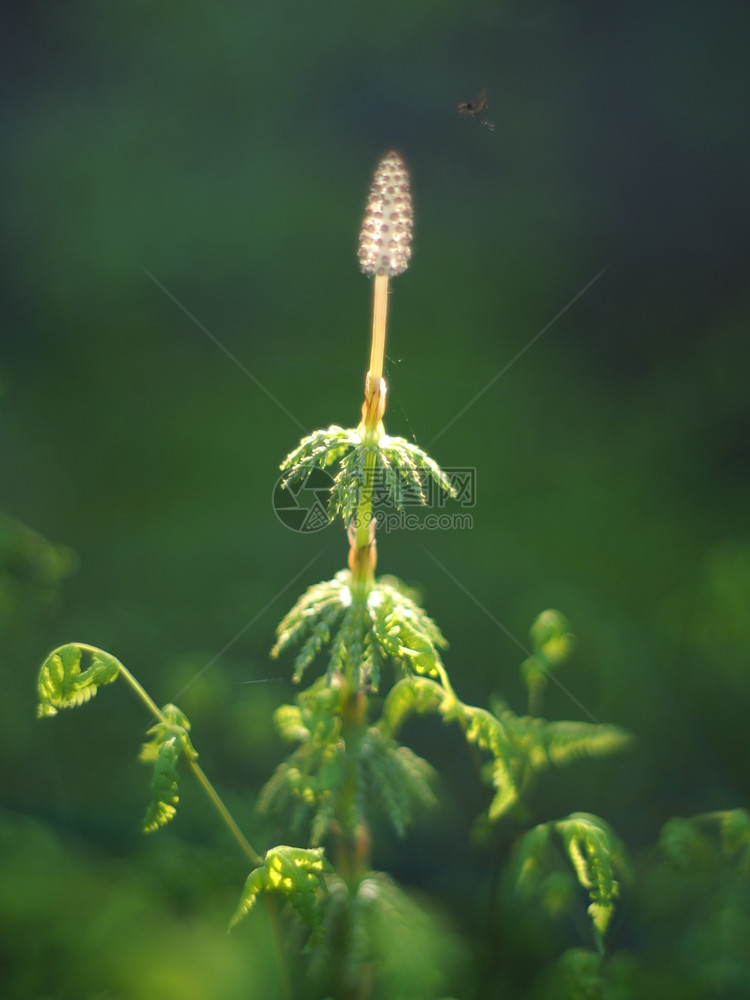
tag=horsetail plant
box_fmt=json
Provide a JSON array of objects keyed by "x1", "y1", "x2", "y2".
[{"x1": 37, "y1": 152, "x2": 638, "y2": 999}]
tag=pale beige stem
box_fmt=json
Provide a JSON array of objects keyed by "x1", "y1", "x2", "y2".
[{"x1": 368, "y1": 274, "x2": 390, "y2": 385}]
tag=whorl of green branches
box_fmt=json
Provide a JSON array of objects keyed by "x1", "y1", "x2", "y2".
[
  {"x1": 259, "y1": 677, "x2": 437, "y2": 844},
  {"x1": 272, "y1": 569, "x2": 447, "y2": 689},
  {"x1": 279, "y1": 425, "x2": 456, "y2": 527}
]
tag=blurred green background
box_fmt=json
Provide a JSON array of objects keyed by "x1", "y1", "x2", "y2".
[{"x1": 2, "y1": 1, "x2": 749, "y2": 997}]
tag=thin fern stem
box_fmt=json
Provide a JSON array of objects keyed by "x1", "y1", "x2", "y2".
[
  {"x1": 186, "y1": 758, "x2": 262, "y2": 866},
  {"x1": 186, "y1": 760, "x2": 292, "y2": 1000},
  {"x1": 106, "y1": 649, "x2": 263, "y2": 864},
  {"x1": 123, "y1": 660, "x2": 293, "y2": 1000},
  {"x1": 83, "y1": 646, "x2": 167, "y2": 725}
]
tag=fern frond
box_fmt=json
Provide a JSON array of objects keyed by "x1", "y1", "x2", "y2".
[
  {"x1": 229, "y1": 845, "x2": 333, "y2": 945},
  {"x1": 371, "y1": 575, "x2": 447, "y2": 679},
  {"x1": 141, "y1": 738, "x2": 181, "y2": 832},
  {"x1": 542, "y1": 720, "x2": 633, "y2": 767},
  {"x1": 378, "y1": 676, "x2": 447, "y2": 736},
  {"x1": 260, "y1": 679, "x2": 436, "y2": 842},
  {"x1": 37, "y1": 643, "x2": 120, "y2": 718},
  {"x1": 331, "y1": 435, "x2": 455, "y2": 523},
  {"x1": 380, "y1": 687, "x2": 523, "y2": 821},
  {"x1": 521, "y1": 609, "x2": 576, "y2": 713},
  {"x1": 529, "y1": 609, "x2": 576, "y2": 665},
  {"x1": 555, "y1": 812, "x2": 628, "y2": 952},
  {"x1": 139, "y1": 703, "x2": 196, "y2": 833},
  {"x1": 514, "y1": 812, "x2": 627, "y2": 954},
  {"x1": 462, "y1": 707, "x2": 520, "y2": 820},
  {"x1": 490, "y1": 697, "x2": 632, "y2": 775}
]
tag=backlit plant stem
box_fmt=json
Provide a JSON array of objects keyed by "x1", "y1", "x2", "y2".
[
  {"x1": 95, "y1": 649, "x2": 263, "y2": 867},
  {"x1": 368, "y1": 274, "x2": 389, "y2": 386},
  {"x1": 354, "y1": 152, "x2": 413, "y2": 556},
  {"x1": 336, "y1": 151, "x2": 415, "y2": 925}
]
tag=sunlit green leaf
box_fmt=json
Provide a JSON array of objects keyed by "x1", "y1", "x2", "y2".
[
  {"x1": 230, "y1": 845, "x2": 333, "y2": 944},
  {"x1": 36, "y1": 643, "x2": 120, "y2": 718}
]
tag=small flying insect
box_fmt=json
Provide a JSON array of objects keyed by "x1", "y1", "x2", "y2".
[{"x1": 457, "y1": 90, "x2": 495, "y2": 132}]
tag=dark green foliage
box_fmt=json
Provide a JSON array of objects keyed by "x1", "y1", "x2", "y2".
[
  {"x1": 36, "y1": 642, "x2": 120, "y2": 717},
  {"x1": 658, "y1": 809, "x2": 750, "y2": 876},
  {"x1": 259, "y1": 678, "x2": 437, "y2": 843},
  {"x1": 533, "y1": 947, "x2": 641, "y2": 1000},
  {"x1": 272, "y1": 570, "x2": 447, "y2": 689},
  {"x1": 0, "y1": 512, "x2": 75, "y2": 632},
  {"x1": 258, "y1": 678, "x2": 344, "y2": 843},
  {"x1": 632, "y1": 809, "x2": 750, "y2": 998},
  {"x1": 310, "y1": 871, "x2": 463, "y2": 999},
  {"x1": 230, "y1": 845, "x2": 333, "y2": 946},
  {"x1": 356, "y1": 727, "x2": 437, "y2": 837}
]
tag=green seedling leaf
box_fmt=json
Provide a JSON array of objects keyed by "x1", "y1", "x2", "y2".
[
  {"x1": 555, "y1": 812, "x2": 628, "y2": 953},
  {"x1": 529, "y1": 609, "x2": 576, "y2": 665},
  {"x1": 542, "y1": 720, "x2": 633, "y2": 767},
  {"x1": 141, "y1": 738, "x2": 181, "y2": 832},
  {"x1": 139, "y1": 703, "x2": 196, "y2": 833},
  {"x1": 463, "y1": 708, "x2": 520, "y2": 820},
  {"x1": 230, "y1": 845, "x2": 333, "y2": 945},
  {"x1": 37, "y1": 643, "x2": 120, "y2": 718},
  {"x1": 521, "y1": 609, "x2": 576, "y2": 713},
  {"x1": 514, "y1": 812, "x2": 627, "y2": 954},
  {"x1": 378, "y1": 676, "x2": 447, "y2": 736}
]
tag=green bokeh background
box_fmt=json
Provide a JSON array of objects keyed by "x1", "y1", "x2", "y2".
[{"x1": 2, "y1": 2, "x2": 749, "y2": 997}]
